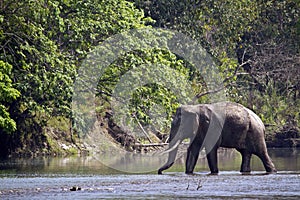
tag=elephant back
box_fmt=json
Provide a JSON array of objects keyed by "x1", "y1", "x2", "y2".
[{"x1": 219, "y1": 102, "x2": 251, "y2": 148}]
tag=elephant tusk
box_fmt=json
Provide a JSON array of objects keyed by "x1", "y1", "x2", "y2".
[{"x1": 160, "y1": 140, "x2": 181, "y2": 154}]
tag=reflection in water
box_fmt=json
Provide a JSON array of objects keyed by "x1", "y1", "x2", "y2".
[
  {"x1": 266, "y1": 148, "x2": 300, "y2": 171},
  {"x1": 0, "y1": 148, "x2": 299, "y2": 175},
  {"x1": 0, "y1": 156, "x2": 119, "y2": 175}
]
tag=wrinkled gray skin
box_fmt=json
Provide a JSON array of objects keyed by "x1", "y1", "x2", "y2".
[{"x1": 158, "y1": 102, "x2": 276, "y2": 175}]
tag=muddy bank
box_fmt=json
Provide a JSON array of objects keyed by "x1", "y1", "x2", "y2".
[
  {"x1": 266, "y1": 126, "x2": 300, "y2": 148},
  {"x1": 3, "y1": 118, "x2": 300, "y2": 158}
]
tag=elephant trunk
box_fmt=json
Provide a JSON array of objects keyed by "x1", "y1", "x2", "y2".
[{"x1": 158, "y1": 140, "x2": 181, "y2": 174}]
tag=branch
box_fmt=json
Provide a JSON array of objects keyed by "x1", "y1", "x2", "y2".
[
  {"x1": 192, "y1": 85, "x2": 225, "y2": 102},
  {"x1": 132, "y1": 114, "x2": 153, "y2": 143},
  {"x1": 222, "y1": 59, "x2": 251, "y2": 84},
  {"x1": 192, "y1": 60, "x2": 251, "y2": 102},
  {"x1": 134, "y1": 143, "x2": 168, "y2": 147}
]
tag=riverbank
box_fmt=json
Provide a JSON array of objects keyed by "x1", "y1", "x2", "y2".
[
  {"x1": 2, "y1": 122, "x2": 299, "y2": 158},
  {"x1": 266, "y1": 126, "x2": 300, "y2": 148}
]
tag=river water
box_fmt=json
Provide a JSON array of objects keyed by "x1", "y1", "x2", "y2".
[{"x1": 0, "y1": 148, "x2": 299, "y2": 199}]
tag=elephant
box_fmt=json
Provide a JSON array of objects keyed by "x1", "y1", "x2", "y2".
[{"x1": 158, "y1": 102, "x2": 276, "y2": 175}]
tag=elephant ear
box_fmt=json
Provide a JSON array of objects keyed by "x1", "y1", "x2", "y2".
[
  {"x1": 200, "y1": 104, "x2": 225, "y2": 154},
  {"x1": 181, "y1": 106, "x2": 199, "y2": 134},
  {"x1": 197, "y1": 105, "x2": 211, "y2": 138},
  {"x1": 167, "y1": 107, "x2": 182, "y2": 142}
]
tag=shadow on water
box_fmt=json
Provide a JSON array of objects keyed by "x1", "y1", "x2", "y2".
[{"x1": 0, "y1": 148, "x2": 299, "y2": 199}]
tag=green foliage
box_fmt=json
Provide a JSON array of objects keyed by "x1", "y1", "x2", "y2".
[
  {"x1": 131, "y1": 0, "x2": 259, "y2": 98},
  {"x1": 0, "y1": 0, "x2": 299, "y2": 155},
  {"x1": 1, "y1": 0, "x2": 75, "y2": 127},
  {"x1": 255, "y1": 91, "x2": 289, "y2": 127},
  {"x1": 74, "y1": 27, "x2": 211, "y2": 137},
  {"x1": 0, "y1": 0, "x2": 150, "y2": 154},
  {"x1": 0, "y1": 61, "x2": 20, "y2": 103},
  {"x1": 0, "y1": 61, "x2": 20, "y2": 134},
  {"x1": 97, "y1": 48, "x2": 198, "y2": 134},
  {"x1": 47, "y1": 116, "x2": 70, "y2": 133},
  {"x1": 196, "y1": 0, "x2": 259, "y2": 55},
  {"x1": 235, "y1": 0, "x2": 300, "y2": 133},
  {"x1": 246, "y1": 81, "x2": 300, "y2": 130},
  {"x1": 132, "y1": 0, "x2": 300, "y2": 137}
]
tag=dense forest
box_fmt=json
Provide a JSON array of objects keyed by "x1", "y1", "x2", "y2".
[{"x1": 0, "y1": 0, "x2": 299, "y2": 157}]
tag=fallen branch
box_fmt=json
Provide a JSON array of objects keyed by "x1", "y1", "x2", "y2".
[
  {"x1": 133, "y1": 114, "x2": 153, "y2": 143},
  {"x1": 134, "y1": 143, "x2": 168, "y2": 147}
]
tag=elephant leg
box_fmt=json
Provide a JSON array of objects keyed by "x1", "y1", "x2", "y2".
[
  {"x1": 255, "y1": 150, "x2": 277, "y2": 173},
  {"x1": 206, "y1": 146, "x2": 218, "y2": 174},
  {"x1": 238, "y1": 149, "x2": 252, "y2": 174},
  {"x1": 185, "y1": 142, "x2": 201, "y2": 174}
]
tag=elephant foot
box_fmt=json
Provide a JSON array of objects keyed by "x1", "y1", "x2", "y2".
[
  {"x1": 208, "y1": 172, "x2": 219, "y2": 176},
  {"x1": 266, "y1": 169, "x2": 277, "y2": 174},
  {"x1": 208, "y1": 169, "x2": 219, "y2": 175},
  {"x1": 241, "y1": 171, "x2": 251, "y2": 175},
  {"x1": 185, "y1": 172, "x2": 195, "y2": 175}
]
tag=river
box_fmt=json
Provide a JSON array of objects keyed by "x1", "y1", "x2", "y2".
[{"x1": 0, "y1": 148, "x2": 299, "y2": 199}]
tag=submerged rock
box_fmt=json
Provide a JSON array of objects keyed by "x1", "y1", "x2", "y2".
[{"x1": 70, "y1": 186, "x2": 81, "y2": 191}]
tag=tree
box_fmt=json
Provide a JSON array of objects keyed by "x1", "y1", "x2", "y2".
[
  {"x1": 131, "y1": 0, "x2": 259, "y2": 97},
  {"x1": 236, "y1": 0, "x2": 300, "y2": 128},
  {"x1": 131, "y1": 0, "x2": 300, "y2": 133},
  {"x1": 0, "y1": 0, "x2": 150, "y2": 156}
]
